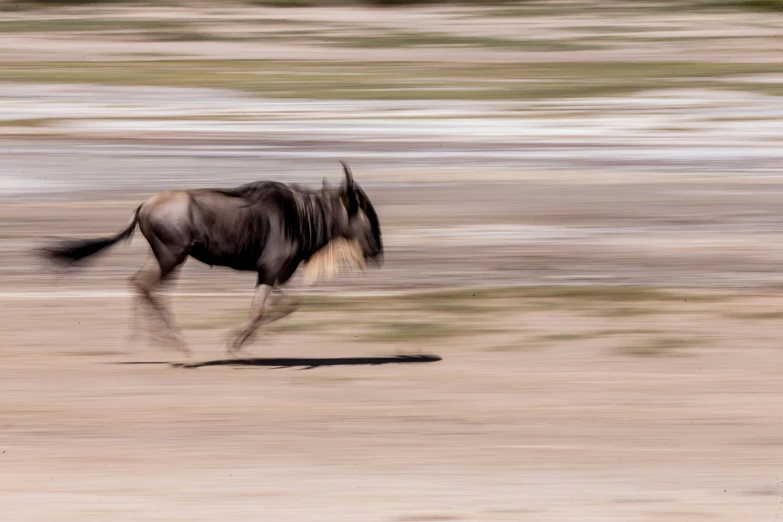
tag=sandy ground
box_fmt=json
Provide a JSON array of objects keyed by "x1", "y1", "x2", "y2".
[
  {"x1": 2, "y1": 284, "x2": 783, "y2": 521},
  {"x1": 2, "y1": 179, "x2": 783, "y2": 521}
]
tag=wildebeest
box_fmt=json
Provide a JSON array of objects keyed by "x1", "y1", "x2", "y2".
[{"x1": 38, "y1": 162, "x2": 383, "y2": 355}]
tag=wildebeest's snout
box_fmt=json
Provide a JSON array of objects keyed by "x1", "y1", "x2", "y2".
[
  {"x1": 363, "y1": 231, "x2": 383, "y2": 266},
  {"x1": 367, "y1": 247, "x2": 384, "y2": 267}
]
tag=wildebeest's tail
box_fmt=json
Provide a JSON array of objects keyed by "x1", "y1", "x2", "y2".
[{"x1": 37, "y1": 205, "x2": 141, "y2": 267}]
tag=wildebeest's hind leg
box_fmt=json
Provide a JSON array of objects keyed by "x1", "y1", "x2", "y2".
[
  {"x1": 130, "y1": 251, "x2": 190, "y2": 356},
  {"x1": 126, "y1": 288, "x2": 150, "y2": 346},
  {"x1": 127, "y1": 260, "x2": 177, "y2": 347}
]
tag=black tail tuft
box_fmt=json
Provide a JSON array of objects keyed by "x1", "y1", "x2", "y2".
[
  {"x1": 36, "y1": 236, "x2": 124, "y2": 267},
  {"x1": 35, "y1": 205, "x2": 140, "y2": 268}
]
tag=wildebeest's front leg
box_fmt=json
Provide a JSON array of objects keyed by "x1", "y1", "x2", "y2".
[
  {"x1": 227, "y1": 281, "x2": 273, "y2": 355},
  {"x1": 266, "y1": 286, "x2": 300, "y2": 324},
  {"x1": 227, "y1": 272, "x2": 302, "y2": 355}
]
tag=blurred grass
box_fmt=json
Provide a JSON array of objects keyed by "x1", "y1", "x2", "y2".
[
  {"x1": 5, "y1": 17, "x2": 586, "y2": 50},
  {"x1": 3, "y1": 0, "x2": 781, "y2": 8},
  {"x1": 324, "y1": 32, "x2": 591, "y2": 51},
  {"x1": 594, "y1": 307, "x2": 664, "y2": 317},
  {"x1": 0, "y1": 60, "x2": 778, "y2": 101},
  {"x1": 619, "y1": 337, "x2": 703, "y2": 357},
  {"x1": 259, "y1": 286, "x2": 717, "y2": 337},
  {"x1": 0, "y1": 16, "x2": 592, "y2": 50},
  {"x1": 725, "y1": 311, "x2": 783, "y2": 320},
  {"x1": 0, "y1": 0, "x2": 538, "y2": 8},
  {"x1": 704, "y1": 0, "x2": 783, "y2": 9},
  {"x1": 398, "y1": 285, "x2": 717, "y2": 303},
  {"x1": 481, "y1": 0, "x2": 783, "y2": 14},
  {"x1": 351, "y1": 320, "x2": 490, "y2": 343},
  {"x1": 536, "y1": 329, "x2": 661, "y2": 343},
  {"x1": 0, "y1": 19, "x2": 184, "y2": 32},
  {"x1": 292, "y1": 286, "x2": 717, "y2": 318},
  {"x1": 177, "y1": 286, "x2": 724, "y2": 352},
  {"x1": 0, "y1": 119, "x2": 48, "y2": 127}
]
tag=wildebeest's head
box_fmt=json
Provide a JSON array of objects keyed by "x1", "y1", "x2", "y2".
[{"x1": 334, "y1": 162, "x2": 383, "y2": 264}]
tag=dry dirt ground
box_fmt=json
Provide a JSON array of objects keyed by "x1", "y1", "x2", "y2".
[
  {"x1": 3, "y1": 184, "x2": 783, "y2": 522},
  {"x1": 3, "y1": 283, "x2": 783, "y2": 522}
]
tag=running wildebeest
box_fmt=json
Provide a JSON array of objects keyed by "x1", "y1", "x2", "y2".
[{"x1": 38, "y1": 162, "x2": 383, "y2": 356}]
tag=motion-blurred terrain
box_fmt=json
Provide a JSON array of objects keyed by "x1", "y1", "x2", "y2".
[{"x1": 2, "y1": 2, "x2": 783, "y2": 521}]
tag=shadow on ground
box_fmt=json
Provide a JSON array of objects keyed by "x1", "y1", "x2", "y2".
[
  {"x1": 115, "y1": 354, "x2": 442, "y2": 369},
  {"x1": 176, "y1": 354, "x2": 442, "y2": 369}
]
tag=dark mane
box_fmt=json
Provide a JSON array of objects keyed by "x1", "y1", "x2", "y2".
[
  {"x1": 216, "y1": 180, "x2": 327, "y2": 203},
  {"x1": 215, "y1": 180, "x2": 335, "y2": 258},
  {"x1": 215, "y1": 180, "x2": 289, "y2": 201}
]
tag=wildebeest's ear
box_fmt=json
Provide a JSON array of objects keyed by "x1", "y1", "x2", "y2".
[{"x1": 322, "y1": 177, "x2": 331, "y2": 191}]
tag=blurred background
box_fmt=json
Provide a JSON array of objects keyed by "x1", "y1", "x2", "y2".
[{"x1": 2, "y1": 1, "x2": 783, "y2": 521}]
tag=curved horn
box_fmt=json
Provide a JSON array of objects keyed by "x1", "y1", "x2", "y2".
[{"x1": 340, "y1": 161, "x2": 354, "y2": 189}]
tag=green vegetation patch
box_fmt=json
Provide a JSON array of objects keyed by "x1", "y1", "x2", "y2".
[
  {"x1": 0, "y1": 60, "x2": 778, "y2": 102},
  {"x1": 351, "y1": 320, "x2": 493, "y2": 343},
  {"x1": 0, "y1": 19, "x2": 185, "y2": 33},
  {"x1": 619, "y1": 337, "x2": 704, "y2": 357},
  {"x1": 325, "y1": 32, "x2": 590, "y2": 51}
]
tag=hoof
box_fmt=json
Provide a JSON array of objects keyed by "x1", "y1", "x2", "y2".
[
  {"x1": 225, "y1": 344, "x2": 243, "y2": 358},
  {"x1": 224, "y1": 340, "x2": 239, "y2": 358}
]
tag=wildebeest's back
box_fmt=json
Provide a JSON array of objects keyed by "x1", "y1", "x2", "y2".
[
  {"x1": 186, "y1": 183, "x2": 297, "y2": 271},
  {"x1": 214, "y1": 180, "x2": 290, "y2": 202},
  {"x1": 139, "y1": 181, "x2": 322, "y2": 272}
]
